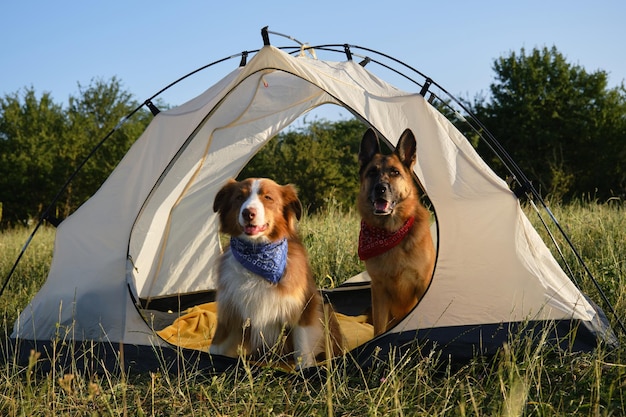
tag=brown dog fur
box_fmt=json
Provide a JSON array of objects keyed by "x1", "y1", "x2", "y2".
[
  {"x1": 358, "y1": 128, "x2": 436, "y2": 336},
  {"x1": 211, "y1": 178, "x2": 343, "y2": 367}
]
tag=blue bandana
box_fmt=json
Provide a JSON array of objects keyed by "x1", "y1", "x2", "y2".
[{"x1": 229, "y1": 237, "x2": 288, "y2": 285}]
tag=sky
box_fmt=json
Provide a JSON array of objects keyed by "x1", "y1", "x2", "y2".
[{"x1": 2, "y1": 1, "x2": 625, "y2": 119}]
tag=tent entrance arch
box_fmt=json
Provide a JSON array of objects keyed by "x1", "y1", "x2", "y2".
[
  {"x1": 125, "y1": 59, "x2": 441, "y2": 358},
  {"x1": 7, "y1": 27, "x2": 619, "y2": 373},
  {"x1": 127, "y1": 73, "x2": 366, "y2": 305}
]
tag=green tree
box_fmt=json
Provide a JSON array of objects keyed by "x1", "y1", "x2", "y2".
[
  {"x1": 240, "y1": 118, "x2": 367, "y2": 212},
  {"x1": 471, "y1": 46, "x2": 626, "y2": 201},
  {"x1": 0, "y1": 78, "x2": 152, "y2": 225},
  {"x1": 0, "y1": 89, "x2": 66, "y2": 223}
]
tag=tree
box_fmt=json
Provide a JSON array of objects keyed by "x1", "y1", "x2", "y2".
[
  {"x1": 0, "y1": 89, "x2": 66, "y2": 223},
  {"x1": 239, "y1": 118, "x2": 367, "y2": 212},
  {"x1": 470, "y1": 46, "x2": 626, "y2": 201},
  {"x1": 0, "y1": 78, "x2": 152, "y2": 225}
]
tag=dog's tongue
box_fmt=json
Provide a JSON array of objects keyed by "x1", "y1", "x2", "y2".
[
  {"x1": 374, "y1": 199, "x2": 392, "y2": 214},
  {"x1": 244, "y1": 224, "x2": 267, "y2": 235}
]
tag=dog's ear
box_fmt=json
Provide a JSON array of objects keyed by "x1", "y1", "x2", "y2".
[
  {"x1": 281, "y1": 184, "x2": 303, "y2": 222},
  {"x1": 213, "y1": 178, "x2": 237, "y2": 213},
  {"x1": 359, "y1": 128, "x2": 381, "y2": 171},
  {"x1": 395, "y1": 129, "x2": 417, "y2": 170}
]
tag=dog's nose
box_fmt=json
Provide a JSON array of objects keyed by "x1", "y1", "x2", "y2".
[
  {"x1": 374, "y1": 183, "x2": 388, "y2": 197},
  {"x1": 242, "y1": 207, "x2": 256, "y2": 222}
]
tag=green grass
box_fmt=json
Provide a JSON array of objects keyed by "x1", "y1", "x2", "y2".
[
  {"x1": 301, "y1": 203, "x2": 362, "y2": 288},
  {"x1": 1, "y1": 201, "x2": 625, "y2": 416},
  {"x1": 525, "y1": 200, "x2": 626, "y2": 312}
]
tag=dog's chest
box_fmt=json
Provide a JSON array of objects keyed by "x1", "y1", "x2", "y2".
[
  {"x1": 218, "y1": 251, "x2": 302, "y2": 326},
  {"x1": 365, "y1": 237, "x2": 418, "y2": 277}
]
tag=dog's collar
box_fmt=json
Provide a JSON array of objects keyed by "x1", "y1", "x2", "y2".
[
  {"x1": 230, "y1": 237, "x2": 288, "y2": 284},
  {"x1": 358, "y1": 217, "x2": 415, "y2": 260}
]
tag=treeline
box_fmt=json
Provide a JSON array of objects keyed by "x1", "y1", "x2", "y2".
[
  {"x1": 239, "y1": 118, "x2": 366, "y2": 212},
  {"x1": 1, "y1": 46, "x2": 625, "y2": 226},
  {"x1": 468, "y1": 46, "x2": 626, "y2": 201},
  {"x1": 0, "y1": 77, "x2": 153, "y2": 225}
]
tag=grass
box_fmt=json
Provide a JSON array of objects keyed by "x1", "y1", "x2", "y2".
[{"x1": 0, "y1": 201, "x2": 625, "y2": 416}]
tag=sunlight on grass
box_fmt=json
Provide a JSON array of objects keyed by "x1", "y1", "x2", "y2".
[{"x1": 299, "y1": 201, "x2": 362, "y2": 287}]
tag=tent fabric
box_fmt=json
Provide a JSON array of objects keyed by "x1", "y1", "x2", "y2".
[{"x1": 11, "y1": 45, "x2": 616, "y2": 371}]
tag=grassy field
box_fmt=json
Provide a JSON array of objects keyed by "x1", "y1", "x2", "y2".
[{"x1": 0, "y1": 201, "x2": 625, "y2": 416}]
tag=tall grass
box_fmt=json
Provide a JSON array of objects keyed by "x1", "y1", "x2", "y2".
[
  {"x1": 299, "y1": 202, "x2": 362, "y2": 288},
  {"x1": 0, "y1": 226, "x2": 54, "y2": 339},
  {"x1": 525, "y1": 200, "x2": 626, "y2": 317},
  {"x1": 1, "y1": 201, "x2": 625, "y2": 416}
]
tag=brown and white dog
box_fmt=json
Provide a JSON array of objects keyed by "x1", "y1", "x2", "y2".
[
  {"x1": 357, "y1": 128, "x2": 436, "y2": 336},
  {"x1": 210, "y1": 177, "x2": 342, "y2": 367}
]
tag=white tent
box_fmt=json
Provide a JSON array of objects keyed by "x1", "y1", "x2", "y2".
[{"x1": 11, "y1": 36, "x2": 615, "y2": 372}]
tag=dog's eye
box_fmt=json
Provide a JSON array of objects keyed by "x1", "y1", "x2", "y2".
[
  {"x1": 390, "y1": 168, "x2": 400, "y2": 176},
  {"x1": 264, "y1": 194, "x2": 273, "y2": 201},
  {"x1": 366, "y1": 167, "x2": 378, "y2": 177}
]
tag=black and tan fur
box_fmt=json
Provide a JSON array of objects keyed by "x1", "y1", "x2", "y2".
[{"x1": 358, "y1": 128, "x2": 436, "y2": 336}]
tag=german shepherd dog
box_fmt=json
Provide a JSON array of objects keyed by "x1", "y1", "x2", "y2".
[{"x1": 357, "y1": 128, "x2": 436, "y2": 336}]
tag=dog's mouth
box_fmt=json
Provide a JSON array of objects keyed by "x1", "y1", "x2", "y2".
[
  {"x1": 373, "y1": 198, "x2": 395, "y2": 215},
  {"x1": 243, "y1": 223, "x2": 269, "y2": 236}
]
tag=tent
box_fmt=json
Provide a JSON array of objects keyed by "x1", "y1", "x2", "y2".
[{"x1": 9, "y1": 28, "x2": 617, "y2": 373}]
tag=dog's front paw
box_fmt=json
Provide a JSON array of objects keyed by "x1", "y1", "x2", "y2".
[{"x1": 294, "y1": 351, "x2": 316, "y2": 370}]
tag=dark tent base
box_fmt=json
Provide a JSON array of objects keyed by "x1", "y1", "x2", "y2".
[
  {"x1": 352, "y1": 319, "x2": 615, "y2": 371},
  {"x1": 5, "y1": 338, "x2": 238, "y2": 376},
  {"x1": 6, "y1": 317, "x2": 615, "y2": 377}
]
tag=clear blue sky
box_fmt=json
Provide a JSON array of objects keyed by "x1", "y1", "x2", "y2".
[{"x1": 2, "y1": 1, "x2": 625, "y2": 113}]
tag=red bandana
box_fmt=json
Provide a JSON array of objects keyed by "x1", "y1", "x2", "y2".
[{"x1": 358, "y1": 217, "x2": 415, "y2": 260}]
